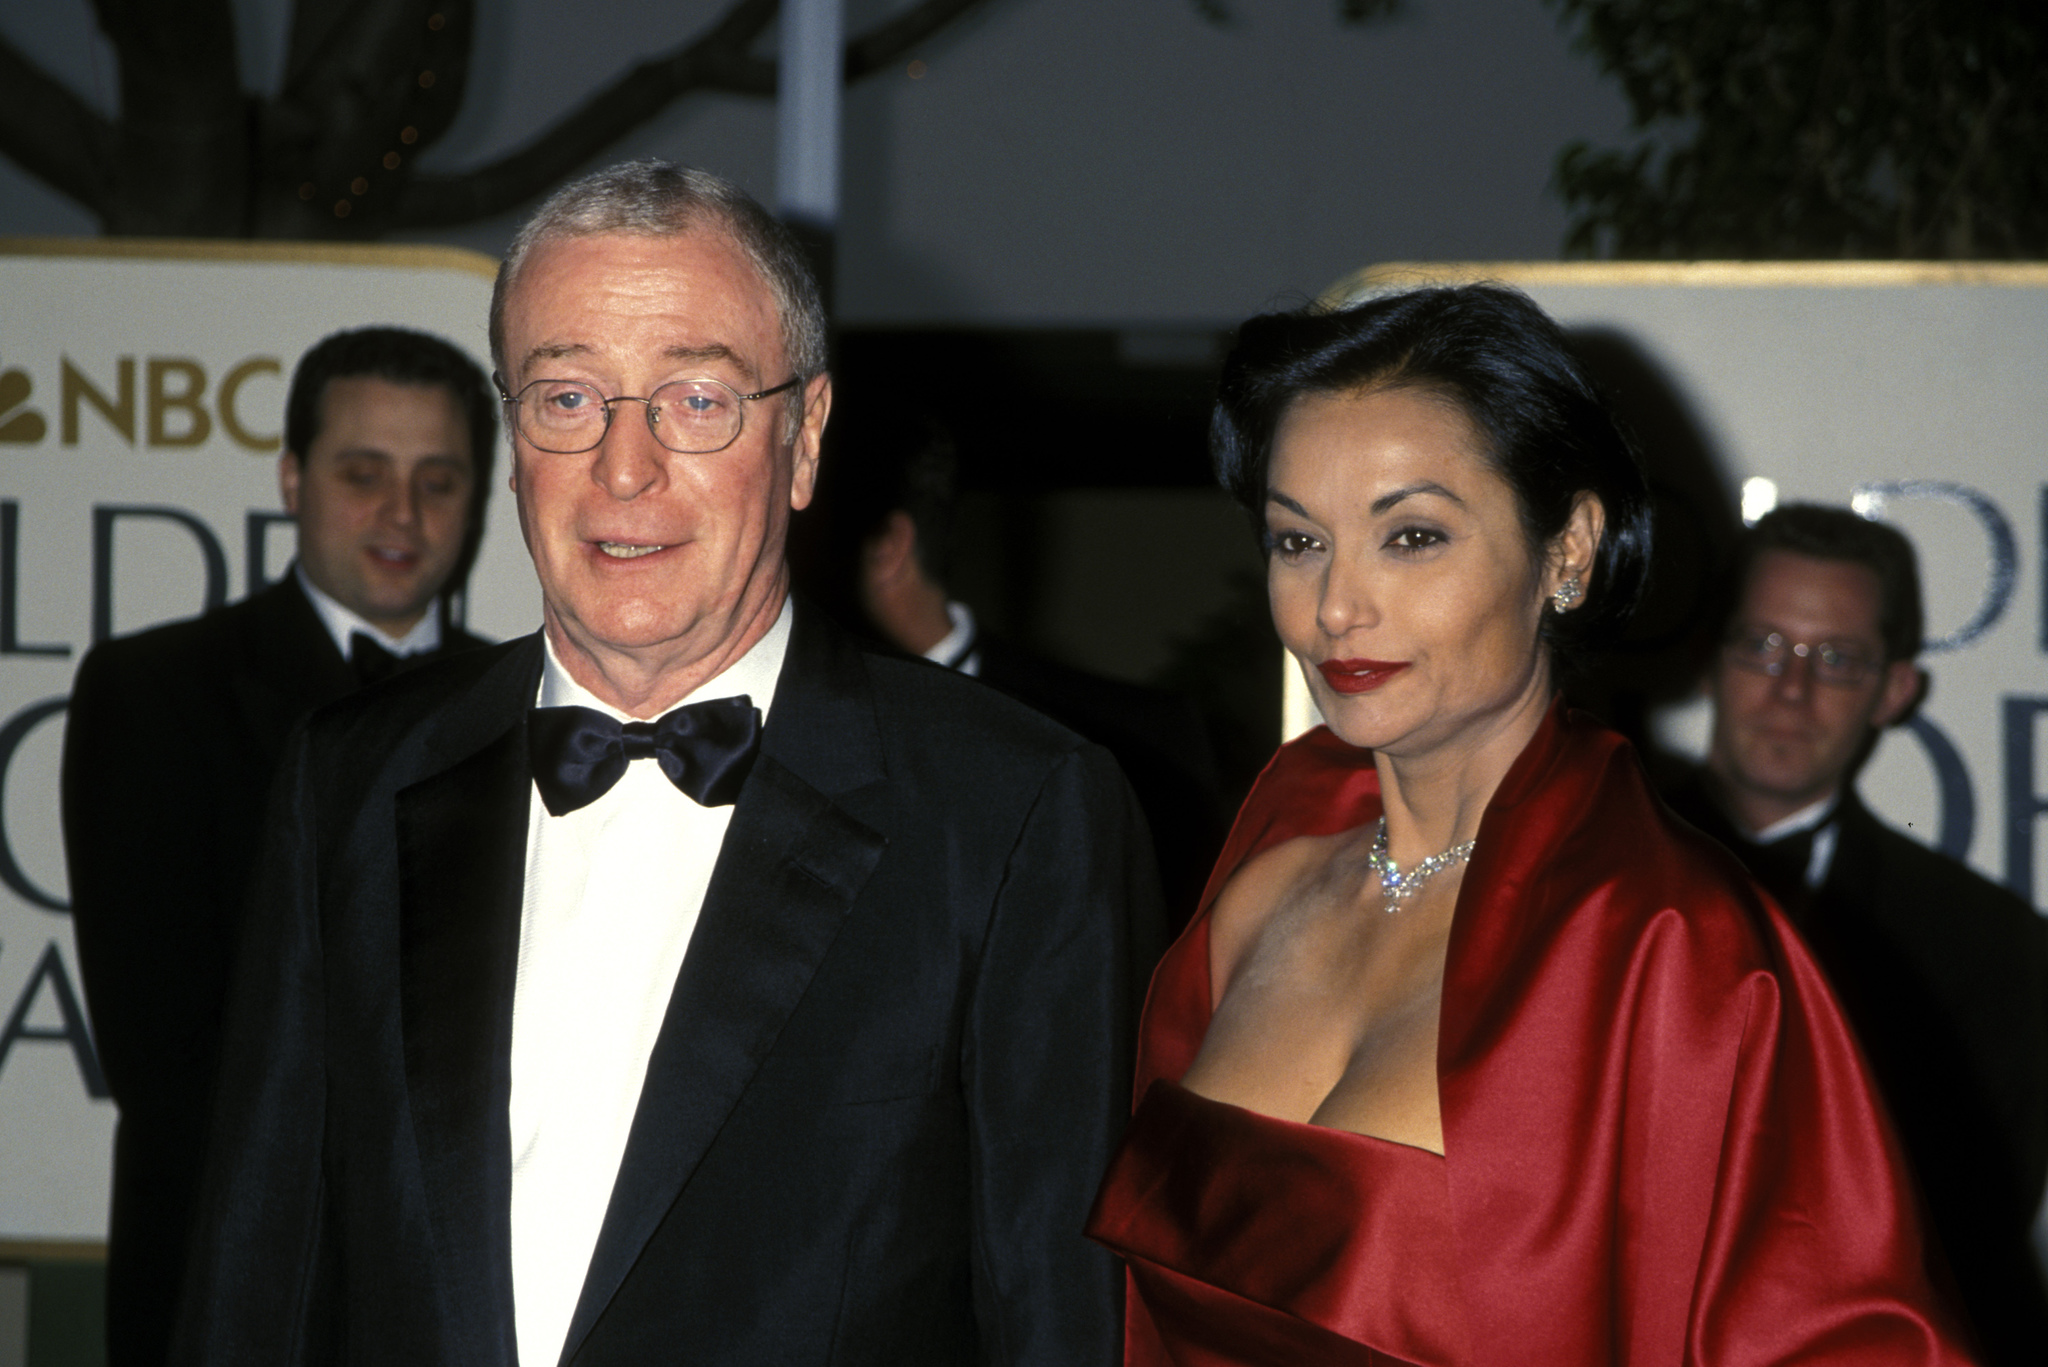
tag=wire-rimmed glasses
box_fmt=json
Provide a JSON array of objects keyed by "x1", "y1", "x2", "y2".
[
  {"x1": 1721, "y1": 629, "x2": 1880, "y2": 687},
  {"x1": 496, "y1": 373, "x2": 803, "y2": 455}
]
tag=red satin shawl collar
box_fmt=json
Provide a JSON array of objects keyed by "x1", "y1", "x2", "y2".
[{"x1": 1126, "y1": 699, "x2": 1976, "y2": 1366}]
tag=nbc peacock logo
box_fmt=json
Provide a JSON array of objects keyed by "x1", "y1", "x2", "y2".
[{"x1": 0, "y1": 360, "x2": 46, "y2": 444}]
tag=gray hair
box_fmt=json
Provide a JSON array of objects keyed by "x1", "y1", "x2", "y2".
[{"x1": 488, "y1": 160, "x2": 828, "y2": 389}]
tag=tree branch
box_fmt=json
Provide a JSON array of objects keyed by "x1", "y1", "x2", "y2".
[
  {"x1": 250, "y1": 0, "x2": 479, "y2": 237},
  {"x1": 845, "y1": 0, "x2": 996, "y2": 80},
  {"x1": 0, "y1": 33, "x2": 115, "y2": 219},
  {"x1": 389, "y1": 0, "x2": 779, "y2": 228},
  {"x1": 1194, "y1": 0, "x2": 1397, "y2": 25},
  {"x1": 391, "y1": 0, "x2": 999, "y2": 232},
  {"x1": 92, "y1": 0, "x2": 250, "y2": 234}
]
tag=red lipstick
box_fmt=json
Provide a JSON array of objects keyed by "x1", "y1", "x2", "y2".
[{"x1": 1317, "y1": 658, "x2": 1408, "y2": 695}]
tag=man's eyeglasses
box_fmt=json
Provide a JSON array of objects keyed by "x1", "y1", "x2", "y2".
[
  {"x1": 1721, "y1": 629, "x2": 1881, "y2": 687},
  {"x1": 496, "y1": 374, "x2": 803, "y2": 455}
]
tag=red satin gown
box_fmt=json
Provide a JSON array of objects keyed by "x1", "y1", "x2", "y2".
[{"x1": 1087, "y1": 703, "x2": 1979, "y2": 1367}]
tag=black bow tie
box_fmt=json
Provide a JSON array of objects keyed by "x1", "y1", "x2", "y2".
[
  {"x1": 528, "y1": 697, "x2": 760, "y2": 816},
  {"x1": 349, "y1": 633, "x2": 416, "y2": 688}
]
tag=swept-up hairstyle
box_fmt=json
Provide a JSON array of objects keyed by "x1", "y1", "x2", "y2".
[{"x1": 1212, "y1": 283, "x2": 1653, "y2": 662}]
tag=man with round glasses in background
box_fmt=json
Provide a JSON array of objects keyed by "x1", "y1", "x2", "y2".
[{"x1": 1663, "y1": 501, "x2": 2048, "y2": 1366}]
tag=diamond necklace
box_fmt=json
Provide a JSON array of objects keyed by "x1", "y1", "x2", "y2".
[{"x1": 1366, "y1": 817, "x2": 1476, "y2": 914}]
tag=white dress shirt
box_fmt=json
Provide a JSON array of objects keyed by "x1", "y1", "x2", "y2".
[
  {"x1": 509, "y1": 600, "x2": 790, "y2": 1367},
  {"x1": 295, "y1": 562, "x2": 443, "y2": 659}
]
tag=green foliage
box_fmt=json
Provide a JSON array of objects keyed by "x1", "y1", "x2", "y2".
[{"x1": 1549, "y1": 0, "x2": 2048, "y2": 258}]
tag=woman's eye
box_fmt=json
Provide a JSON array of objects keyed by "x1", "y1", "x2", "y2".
[
  {"x1": 1387, "y1": 526, "x2": 1444, "y2": 551},
  {"x1": 1266, "y1": 529, "x2": 1322, "y2": 558}
]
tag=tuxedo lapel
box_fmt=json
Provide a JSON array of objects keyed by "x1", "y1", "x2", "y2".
[
  {"x1": 561, "y1": 606, "x2": 889, "y2": 1358},
  {"x1": 393, "y1": 642, "x2": 542, "y2": 1362},
  {"x1": 225, "y1": 574, "x2": 356, "y2": 753}
]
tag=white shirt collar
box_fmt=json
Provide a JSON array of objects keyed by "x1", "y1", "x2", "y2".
[
  {"x1": 1750, "y1": 792, "x2": 1839, "y2": 845},
  {"x1": 1747, "y1": 791, "x2": 1842, "y2": 890},
  {"x1": 295, "y1": 563, "x2": 443, "y2": 660},
  {"x1": 925, "y1": 600, "x2": 980, "y2": 676},
  {"x1": 537, "y1": 595, "x2": 791, "y2": 724}
]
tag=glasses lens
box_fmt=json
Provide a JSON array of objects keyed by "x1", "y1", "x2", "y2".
[
  {"x1": 518, "y1": 380, "x2": 608, "y2": 452},
  {"x1": 1727, "y1": 631, "x2": 1784, "y2": 673},
  {"x1": 647, "y1": 380, "x2": 743, "y2": 453},
  {"x1": 1812, "y1": 644, "x2": 1874, "y2": 684}
]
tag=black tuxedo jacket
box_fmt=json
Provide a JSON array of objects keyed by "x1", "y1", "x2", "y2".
[
  {"x1": 1809, "y1": 794, "x2": 2048, "y2": 1366},
  {"x1": 1666, "y1": 775, "x2": 2048, "y2": 1365},
  {"x1": 61, "y1": 573, "x2": 485, "y2": 1367},
  {"x1": 972, "y1": 637, "x2": 1225, "y2": 932},
  {"x1": 173, "y1": 605, "x2": 1157, "y2": 1366}
]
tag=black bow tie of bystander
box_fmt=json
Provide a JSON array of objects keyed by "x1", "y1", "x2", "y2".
[
  {"x1": 1742, "y1": 823, "x2": 1827, "y2": 915},
  {"x1": 349, "y1": 633, "x2": 414, "y2": 688}
]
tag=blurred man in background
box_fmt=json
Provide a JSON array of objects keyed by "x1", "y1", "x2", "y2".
[
  {"x1": 1663, "y1": 502, "x2": 2048, "y2": 1364},
  {"x1": 62, "y1": 324, "x2": 495, "y2": 1367},
  {"x1": 800, "y1": 399, "x2": 1226, "y2": 928}
]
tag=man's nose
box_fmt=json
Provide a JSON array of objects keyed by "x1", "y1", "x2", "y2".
[
  {"x1": 591, "y1": 400, "x2": 667, "y2": 499},
  {"x1": 1771, "y1": 648, "x2": 1816, "y2": 701},
  {"x1": 384, "y1": 476, "x2": 419, "y2": 526}
]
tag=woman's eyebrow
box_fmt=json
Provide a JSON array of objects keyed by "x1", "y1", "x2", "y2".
[
  {"x1": 1371, "y1": 481, "x2": 1463, "y2": 515},
  {"x1": 1264, "y1": 489, "x2": 1311, "y2": 518}
]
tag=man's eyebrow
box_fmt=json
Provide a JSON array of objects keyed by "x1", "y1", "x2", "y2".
[
  {"x1": 520, "y1": 342, "x2": 590, "y2": 373},
  {"x1": 1370, "y1": 481, "x2": 1463, "y2": 515},
  {"x1": 519, "y1": 342, "x2": 755, "y2": 381},
  {"x1": 663, "y1": 344, "x2": 740, "y2": 366},
  {"x1": 327, "y1": 447, "x2": 471, "y2": 468},
  {"x1": 664, "y1": 344, "x2": 759, "y2": 383}
]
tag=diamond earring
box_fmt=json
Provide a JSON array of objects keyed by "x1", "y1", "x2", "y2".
[{"x1": 1551, "y1": 577, "x2": 1583, "y2": 612}]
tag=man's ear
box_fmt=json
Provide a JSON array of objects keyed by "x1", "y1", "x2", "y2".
[
  {"x1": 1873, "y1": 660, "x2": 1925, "y2": 728},
  {"x1": 278, "y1": 451, "x2": 304, "y2": 516},
  {"x1": 788, "y1": 372, "x2": 832, "y2": 512},
  {"x1": 863, "y1": 510, "x2": 920, "y2": 586}
]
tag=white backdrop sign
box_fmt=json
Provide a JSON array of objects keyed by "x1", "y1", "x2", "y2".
[
  {"x1": 1285, "y1": 262, "x2": 2048, "y2": 923},
  {"x1": 0, "y1": 240, "x2": 539, "y2": 1242},
  {"x1": 7, "y1": 250, "x2": 2046, "y2": 1245}
]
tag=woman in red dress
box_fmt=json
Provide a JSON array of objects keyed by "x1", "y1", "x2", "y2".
[{"x1": 1086, "y1": 285, "x2": 1977, "y2": 1366}]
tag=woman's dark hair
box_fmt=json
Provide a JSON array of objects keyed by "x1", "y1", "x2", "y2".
[{"x1": 1212, "y1": 283, "x2": 1652, "y2": 661}]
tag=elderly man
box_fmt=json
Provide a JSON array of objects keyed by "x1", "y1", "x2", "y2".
[
  {"x1": 64, "y1": 324, "x2": 494, "y2": 1367},
  {"x1": 1664, "y1": 502, "x2": 2048, "y2": 1365},
  {"x1": 173, "y1": 162, "x2": 1155, "y2": 1366}
]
